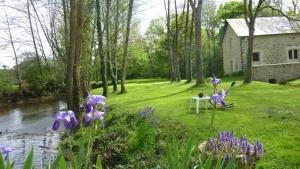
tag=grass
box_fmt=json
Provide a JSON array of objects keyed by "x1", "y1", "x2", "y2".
[{"x1": 92, "y1": 77, "x2": 300, "y2": 168}]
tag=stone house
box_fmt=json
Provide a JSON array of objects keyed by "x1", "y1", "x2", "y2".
[{"x1": 222, "y1": 16, "x2": 300, "y2": 83}]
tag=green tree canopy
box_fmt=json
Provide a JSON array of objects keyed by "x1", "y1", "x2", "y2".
[{"x1": 216, "y1": 1, "x2": 244, "y2": 24}]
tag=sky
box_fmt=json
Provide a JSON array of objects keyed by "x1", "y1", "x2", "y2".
[
  {"x1": 0, "y1": 0, "x2": 52, "y2": 68},
  {"x1": 138, "y1": 0, "x2": 230, "y2": 34},
  {"x1": 0, "y1": 0, "x2": 296, "y2": 68}
]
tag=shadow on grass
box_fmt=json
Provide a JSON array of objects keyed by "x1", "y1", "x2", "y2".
[
  {"x1": 123, "y1": 86, "x2": 197, "y2": 105},
  {"x1": 125, "y1": 78, "x2": 168, "y2": 84}
]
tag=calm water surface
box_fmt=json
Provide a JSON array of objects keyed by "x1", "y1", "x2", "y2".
[{"x1": 0, "y1": 100, "x2": 66, "y2": 168}]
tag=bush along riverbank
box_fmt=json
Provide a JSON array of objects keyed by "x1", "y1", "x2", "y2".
[
  {"x1": 0, "y1": 94, "x2": 264, "y2": 168},
  {"x1": 0, "y1": 94, "x2": 65, "y2": 110},
  {"x1": 0, "y1": 78, "x2": 65, "y2": 106}
]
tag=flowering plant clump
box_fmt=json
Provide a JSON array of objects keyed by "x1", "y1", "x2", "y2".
[
  {"x1": 85, "y1": 94, "x2": 107, "y2": 128},
  {"x1": 139, "y1": 107, "x2": 155, "y2": 117},
  {"x1": 138, "y1": 107, "x2": 158, "y2": 127},
  {"x1": 199, "y1": 131, "x2": 263, "y2": 167}
]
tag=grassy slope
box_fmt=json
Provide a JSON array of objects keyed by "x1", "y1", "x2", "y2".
[{"x1": 92, "y1": 77, "x2": 300, "y2": 168}]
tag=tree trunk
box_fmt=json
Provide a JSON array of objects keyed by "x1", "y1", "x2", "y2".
[
  {"x1": 4, "y1": 10, "x2": 22, "y2": 94},
  {"x1": 292, "y1": 0, "x2": 299, "y2": 16},
  {"x1": 173, "y1": 0, "x2": 181, "y2": 82},
  {"x1": 106, "y1": 0, "x2": 118, "y2": 93},
  {"x1": 27, "y1": 0, "x2": 43, "y2": 78},
  {"x1": 62, "y1": 0, "x2": 69, "y2": 60},
  {"x1": 211, "y1": 30, "x2": 217, "y2": 71},
  {"x1": 96, "y1": 0, "x2": 108, "y2": 96},
  {"x1": 187, "y1": 8, "x2": 194, "y2": 83},
  {"x1": 34, "y1": 17, "x2": 51, "y2": 73},
  {"x1": 193, "y1": 0, "x2": 205, "y2": 85},
  {"x1": 73, "y1": 0, "x2": 84, "y2": 115},
  {"x1": 206, "y1": 29, "x2": 213, "y2": 75},
  {"x1": 146, "y1": 47, "x2": 155, "y2": 75},
  {"x1": 164, "y1": 0, "x2": 176, "y2": 81},
  {"x1": 66, "y1": 0, "x2": 77, "y2": 110},
  {"x1": 244, "y1": 23, "x2": 255, "y2": 83},
  {"x1": 243, "y1": 0, "x2": 264, "y2": 84},
  {"x1": 184, "y1": 0, "x2": 191, "y2": 82},
  {"x1": 120, "y1": 0, "x2": 134, "y2": 94},
  {"x1": 112, "y1": 0, "x2": 120, "y2": 86}
]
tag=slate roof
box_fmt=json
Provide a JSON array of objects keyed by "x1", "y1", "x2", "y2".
[{"x1": 226, "y1": 16, "x2": 300, "y2": 37}]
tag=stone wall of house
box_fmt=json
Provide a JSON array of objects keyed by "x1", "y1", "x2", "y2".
[
  {"x1": 224, "y1": 25, "x2": 300, "y2": 82},
  {"x1": 252, "y1": 62, "x2": 300, "y2": 83},
  {"x1": 241, "y1": 33, "x2": 300, "y2": 72},
  {"x1": 222, "y1": 26, "x2": 243, "y2": 75}
]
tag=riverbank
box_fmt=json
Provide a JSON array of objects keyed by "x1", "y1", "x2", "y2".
[{"x1": 0, "y1": 94, "x2": 65, "y2": 110}]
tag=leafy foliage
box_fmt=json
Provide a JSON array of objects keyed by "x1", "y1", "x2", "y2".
[{"x1": 215, "y1": 1, "x2": 244, "y2": 24}]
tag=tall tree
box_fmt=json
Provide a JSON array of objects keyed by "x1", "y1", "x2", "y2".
[
  {"x1": 202, "y1": 1, "x2": 217, "y2": 75},
  {"x1": 66, "y1": 0, "x2": 77, "y2": 110},
  {"x1": 106, "y1": 0, "x2": 118, "y2": 93},
  {"x1": 96, "y1": 0, "x2": 108, "y2": 96},
  {"x1": 243, "y1": 0, "x2": 265, "y2": 83},
  {"x1": 62, "y1": 0, "x2": 69, "y2": 62},
  {"x1": 27, "y1": 0, "x2": 43, "y2": 79},
  {"x1": 188, "y1": 7, "x2": 194, "y2": 82},
  {"x1": 189, "y1": 0, "x2": 205, "y2": 86},
  {"x1": 30, "y1": 0, "x2": 64, "y2": 61},
  {"x1": 183, "y1": 0, "x2": 192, "y2": 82},
  {"x1": 292, "y1": 0, "x2": 300, "y2": 15},
  {"x1": 112, "y1": 0, "x2": 120, "y2": 86},
  {"x1": 34, "y1": 16, "x2": 50, "y2": 72},
  {"x1": 164, "y1": 0, "x2": 176, "y2": 81},
  {"x1": 72, "y1": 0, "x2": 84, "y2": 115},
  {"x1": 4, "y1": 9, "x2": 22, "y2": 94},
  {"x1": 173, "y1": 0, "x2": 181, "y2": 82},
  {"x1": 120, "y1": 0, "x2": 134, "y2": 94}
]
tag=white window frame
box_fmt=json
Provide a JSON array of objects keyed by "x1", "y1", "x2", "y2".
[
  {"x1": 286, "y1": 46, "x2": 300, "y2": 63},
  {"x1": 288, "y1": 48, "x2": 299, "y2": 61}
]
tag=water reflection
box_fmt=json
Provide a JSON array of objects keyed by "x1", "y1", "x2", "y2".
[{"x1": 0, "y1": 99, "x2": 66, "y2": 168}]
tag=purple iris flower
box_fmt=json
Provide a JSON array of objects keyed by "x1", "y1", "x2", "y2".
[
  {"x1": 210, "y1": 89, "x2": 226, "y2": 108},
  {"x1": 0, "y1": 146, "x2": 14, "y2": 155},
  {"x1": 86, "y1": 95, "x2": 106, "y2": 106},
  {"x1": 86, "y1": 104, "x2": 92, "y2": 114},
  {"x1": 211, "y1": 74, "x2": 222, "y2": 86},
  {"x1": 253, "y1": 140, "x2": 264, "y2": 157},
  {"x1": 85, "y1": 95, "x2": 107, "y2": 128},
  {"x1": 86, "y1": 109, "x2": 105, "y2": 128},
  {"x1": 52, "y1": 111, "x2": 79, "y2": 131}
]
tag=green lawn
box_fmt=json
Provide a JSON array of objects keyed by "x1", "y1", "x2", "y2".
[{"x1": 92, "y1": 77, "x2": 300, "y2": 168}]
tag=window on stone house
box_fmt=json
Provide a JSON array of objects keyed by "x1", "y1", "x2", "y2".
[
  {"x1": 288, "y1": 49, "x2": 299, "y2": 60},
  {"x1": 253, "y1": 52, "x2": 260, "y2": 62}
]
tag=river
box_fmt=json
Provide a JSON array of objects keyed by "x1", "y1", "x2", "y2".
[{"x1": 0, "y1": 99, "x2": 66, "y2": 168}]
